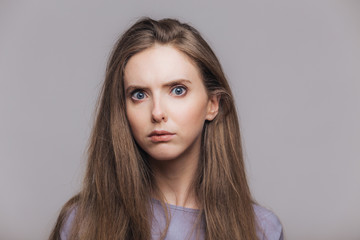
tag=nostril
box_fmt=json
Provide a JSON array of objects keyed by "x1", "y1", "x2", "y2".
[{"x1": 151, "y1": 104, "x2": 167, "y2": 122}]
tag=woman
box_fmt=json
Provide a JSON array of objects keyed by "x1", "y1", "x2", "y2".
[{"x1": 49, "y1": 17, "x2": 283, "y2": 240}]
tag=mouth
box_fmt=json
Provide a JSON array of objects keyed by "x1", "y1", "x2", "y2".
[{"x1": 148, "y1": 130, "x2": 175, "y2": 142}]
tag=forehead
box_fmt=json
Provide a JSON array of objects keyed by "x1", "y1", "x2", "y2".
[{"x1": 123, "y1": 44, "x2": 202, "y2": 86}]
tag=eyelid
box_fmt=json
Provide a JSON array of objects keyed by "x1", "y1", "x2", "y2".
[
  {"x1": 127, "y1": 83, "x2": 188, "y2": 99},
  {"x1": 170, "y1": 85, "x2": 188, "y2": 95},
  {"x1": 130, "y1": 89, "x2": 147, "y2": 101}
]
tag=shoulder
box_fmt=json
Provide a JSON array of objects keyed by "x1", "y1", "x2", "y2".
[
  {"x1": 60, "y1": 207, "x2": 77, "y2": 240},
  {"x1": 253, "y1": 204, "x2": 284, "y2": 240}
]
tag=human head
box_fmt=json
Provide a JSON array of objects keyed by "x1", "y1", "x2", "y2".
[
  {"x1": 124, "y1": 44, "x2": 221, "y2": 163},
  {"x1": 99, "y1": 17, "x2": 236, "y2": 153}
]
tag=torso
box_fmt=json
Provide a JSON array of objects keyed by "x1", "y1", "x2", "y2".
[{"x1": 60, "y1": 200, "x2": 283, "y2": 240}]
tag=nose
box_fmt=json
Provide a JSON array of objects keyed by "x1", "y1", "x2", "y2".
[{"x1": 151, "y1": 97, "x2": 167, "y2": 123}]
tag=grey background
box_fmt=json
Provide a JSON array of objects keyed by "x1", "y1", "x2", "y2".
[{"x1": 1, "y1": 1, "x2": 359, "y2": 239}]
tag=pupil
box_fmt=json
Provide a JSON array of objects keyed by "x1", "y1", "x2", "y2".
[
  {"x1": 137, "y1": 92, "x2": 144, "y2": 99},
  {"x1": 176, "y1": 88, "x2": 182, "y2": 94}
]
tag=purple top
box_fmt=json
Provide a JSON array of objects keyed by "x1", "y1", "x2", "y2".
[{"x1": 61, "y1": 200, "x2": 283, "y2": 240}]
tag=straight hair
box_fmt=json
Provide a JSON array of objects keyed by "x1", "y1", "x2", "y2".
[{"x1": 49, "y1": 17, "x2": 258, "y2": 240}]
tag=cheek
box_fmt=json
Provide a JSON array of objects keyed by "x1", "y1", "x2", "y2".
[
  {"x1": 171, "y1": 99, "x2": 208, "y2": 130},
  {"x1": 126, "y1": 104, "x2": 146, "y2": 136}
]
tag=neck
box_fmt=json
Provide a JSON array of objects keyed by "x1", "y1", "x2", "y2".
[{"x1": 150, "y1": 151, "x2": 200, "y2": 209}]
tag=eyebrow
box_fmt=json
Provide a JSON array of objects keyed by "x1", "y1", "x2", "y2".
[{"x1": 125, "y1": 79, "x2": 192, "y2": 95}]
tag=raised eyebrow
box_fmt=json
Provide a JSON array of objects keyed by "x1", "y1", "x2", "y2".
[
  {"x1": 163, "y1": 79, "x2": 192, "y2": 87},
  {"x1": 125, "y1": 86, "x2": 150, "y2": 95}
]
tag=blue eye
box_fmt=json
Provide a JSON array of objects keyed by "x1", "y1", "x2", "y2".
[
  {"x1": 132, "y1": 90, "x2": 146, "y2": 100},
  {"x1": 171, "y1": 86, "x2": 186, "y2": 96}
]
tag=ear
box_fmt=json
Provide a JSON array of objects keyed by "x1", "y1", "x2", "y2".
[{"x1": 205, "y1": 94, "x2": 220, "y2": 121}]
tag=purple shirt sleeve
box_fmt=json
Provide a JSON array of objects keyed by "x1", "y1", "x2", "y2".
[
  {"x1": 60, "y1": 208, "x2": 76, "y2": 240},
  {"x1": 254, "y1": 204, "x2": 284, "y2": 240}
]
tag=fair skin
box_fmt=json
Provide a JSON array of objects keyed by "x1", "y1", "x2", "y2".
[{"x1": 124, "y1": 44, "x2": 219, "y2": 208}]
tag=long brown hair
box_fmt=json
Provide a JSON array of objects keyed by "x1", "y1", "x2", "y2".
[{"x1": 49, "y1": 17, "x2": 258, "y2": 240}]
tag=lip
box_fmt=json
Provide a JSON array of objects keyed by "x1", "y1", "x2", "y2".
[{"x1": 148, "y1": 130, "x2": 175, "y2": 142}]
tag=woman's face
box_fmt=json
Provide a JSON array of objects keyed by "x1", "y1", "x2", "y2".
[{"x1": 124, "y1": 44, "x2": 218, "y2": 162}]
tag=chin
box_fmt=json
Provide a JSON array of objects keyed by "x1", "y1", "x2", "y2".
[
  {"x1": 144, "y1": 148, "x2": 183, "y2": 162},
  {"x1": 139, "y1": 143, "x2": 181, "y2": 161},
  {"x1": 148, "y1": 153, "x2": 180, "y2": 162}
]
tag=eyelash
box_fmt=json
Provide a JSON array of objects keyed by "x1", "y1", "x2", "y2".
[
  {"x1": 170, "y1": 85, "x2": 187, "y2": 96},
  {"x1": 130, "y1": 85, "x2": 188, "y2": 101},
  {"x1": 131, "y1": 90, "x2": 147, "y2": 101}
]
